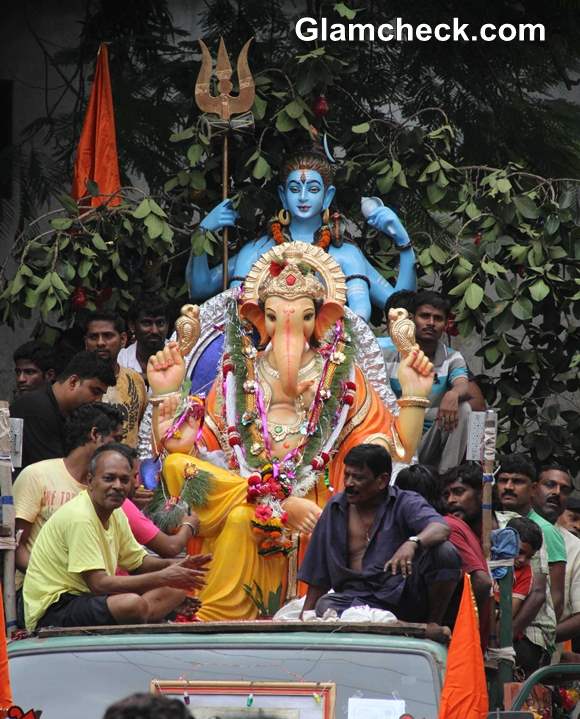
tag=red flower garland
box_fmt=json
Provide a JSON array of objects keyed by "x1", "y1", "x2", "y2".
[{"x1": 271, "y1": 221, "x2": 331, "y2": 250}]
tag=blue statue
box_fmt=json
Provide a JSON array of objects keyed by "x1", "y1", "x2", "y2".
[{"x1": 186, "y1": 147, "x2": 416, "y2": 323}]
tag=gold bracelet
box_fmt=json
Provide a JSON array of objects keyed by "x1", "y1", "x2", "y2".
[
  {"x1": 149, "y1": 391, "x2": 181, "y2": 406},
  {"x1": 397, "y1": 396, "x2": 430, "y2": 409}
]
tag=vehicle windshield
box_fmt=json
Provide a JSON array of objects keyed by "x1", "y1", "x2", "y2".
[{"x1": 10, "y1": 642, "x2": 440, "y2": 718}]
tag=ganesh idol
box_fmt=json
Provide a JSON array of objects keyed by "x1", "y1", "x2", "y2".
[
  {"x1": 148, "y1": 242, "x2": 433, "y2": 621},
  {"x1": 187, "y1": 144, "x2": 416, "y2": 324}
]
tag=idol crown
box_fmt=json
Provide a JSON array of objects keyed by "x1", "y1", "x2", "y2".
[{"x1": 258, "y1": 247, "x2": 325, "y2": 302}]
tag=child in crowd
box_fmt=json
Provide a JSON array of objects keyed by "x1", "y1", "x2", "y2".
[{"x1": 497, "y1": 516, "x2": 543, "y2": 620}]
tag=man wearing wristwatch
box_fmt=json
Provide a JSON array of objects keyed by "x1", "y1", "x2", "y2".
[{"x1": 299, "y1": 444, "x2": 461, "y2": 637}]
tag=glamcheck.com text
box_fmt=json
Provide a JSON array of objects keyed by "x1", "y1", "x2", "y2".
[{"x1": 295, "y1": 17, "x2": 546, "y2": 43}]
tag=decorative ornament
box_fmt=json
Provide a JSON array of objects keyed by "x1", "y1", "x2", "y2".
[
  {"x1": 388, "y1": 307, "x2": 417, "y2": 356},
  {"x1": 312, "y1": 94, "x2": 330, "y2": 118},
  {"x1": 242, "y1": 241, "x2": 346, "y2": 306},
  {"x1": 277, "y1": 209, "x2": 291, "y2": 226},
  {"x1": 175, "y1": 304, "x2": 201, "y2": 357}
]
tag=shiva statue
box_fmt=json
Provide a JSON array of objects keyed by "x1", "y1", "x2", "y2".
[
  {"x1": 186, "y1": 145, "x2": 416, "y2": 324},
  {"x1": 148, "y1": 242, "x2": 433, "y2": 621}
]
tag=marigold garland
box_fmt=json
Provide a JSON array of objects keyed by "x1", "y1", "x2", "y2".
[{"x1": 271, "y1": 220, "x2": 331, "y2": 250}]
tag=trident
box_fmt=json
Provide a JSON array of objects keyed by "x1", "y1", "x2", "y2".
[{"x1": 195, "y1": 37, "x2": 255, "y2": 290}]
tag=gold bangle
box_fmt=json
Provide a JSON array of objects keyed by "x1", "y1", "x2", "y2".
[
  {"x1": 149, "y1": 391, "x2": 181, "y2": 406},
  {"x1": 397, "y1": 396, "x2": 430, "y2": 409}
]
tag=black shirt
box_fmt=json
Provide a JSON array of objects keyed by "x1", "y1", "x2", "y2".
[
  {"x1": 10, "y1": 385, "x2": 66, "y2": 470},
  {"x1": 298, "y1": 486, "x2": 445, "y2": 606}
]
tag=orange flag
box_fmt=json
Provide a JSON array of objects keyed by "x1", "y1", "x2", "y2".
[
  {"x1": 0, "y1": 585, "x2": 13, "y2": 709},
  {"x1": 438, "y1": 573, "x2": 488, "y2": 719},
  {"x1": 71, "y1": 43, "x2": 121, "y2": 206}
]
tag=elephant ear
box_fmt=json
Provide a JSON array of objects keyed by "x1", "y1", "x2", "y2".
[
  {"x1": 314, "y1": 300, "x2": 345, "y2": 342},
  {"x1": 239, "y1": 301, "x2": 268, "y2": 346}
]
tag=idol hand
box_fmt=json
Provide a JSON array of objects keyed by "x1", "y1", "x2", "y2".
[
  {"x1": 148, "y1": 342, "x2": 186, "y2": 395},
  {"x1": 397, "y1": 344, "x2": 434, "y2": 399},
  {"x1": 200, "y1": 199, "x2": 239, "y2": 232},
  {"x1": 366, "y1": 206, "x2": 410, "y2": 248},
  {"x1": 281, "y1": 497, "x2": 322, "y2": 535}
]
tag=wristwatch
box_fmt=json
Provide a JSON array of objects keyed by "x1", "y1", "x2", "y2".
[{"x1": 408, "y1": 536, "x2": 422, "y2": 548}]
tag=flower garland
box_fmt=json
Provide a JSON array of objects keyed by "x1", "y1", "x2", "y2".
[
  {"x1": 270, "y1": 220, "x2": 331, "y2": 250},
  {"x1": 221, "y1": 297, "x2": 355, "y2": 556}
]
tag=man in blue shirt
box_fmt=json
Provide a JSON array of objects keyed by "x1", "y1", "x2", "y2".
[{"x1": 298, "y1": 445, "x2": 461, "y2": 633}]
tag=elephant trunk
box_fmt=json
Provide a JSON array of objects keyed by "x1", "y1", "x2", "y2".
[{"x1": 271, "y1": 323, "x2": 306, "y2": 398}]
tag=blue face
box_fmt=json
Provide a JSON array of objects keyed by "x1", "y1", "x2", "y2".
[{"x1": 282, "y1": 169, "x2": 326, "y2": 220}]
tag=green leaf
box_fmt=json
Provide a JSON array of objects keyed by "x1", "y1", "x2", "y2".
[
  {"x1": 513, "y1": 195, "x2": 540, "y2": 219},
  {"x1": 448, "y1": 277, "x2": 473, "y2": 296},
  {"x1": 133, "y1": 199, "x2": 151, "y2": 219},
  {"x1": 285, "y1": 100, "x2": 303, "y2": 119},
  {"x1": 252, "y1": 94, "x2": 267, "y2": 120},
  {"x1": 115, "y1": 265, "x2": 129, "y2": 282},
  {"x1": 391, "y1": 160, "x2": 402, "y2": 178},
  {"x1": 86, "y1": 179, "x2": 100, "y2": 197},
  {"x1": 465, "y1": 283, "x2": 484, "y2": 310},
  {"x1": 78, "y1": 259, "x2": 91, "y2": 279},
  {"x1": 149, "y1": 199, "x2": 168, "y2": 218},
  {"x1": 50, "y1": 217, "x2": 73, "y2": 231},
  {"x1": 123, "y1": 219, "x2": 134, "y2": 235},
  {"x1": 427, "y1": 183, "x2": 446, "y2": 204},
  {"x1": 275, "y1": 111, "x2": 297, "y2": 132},
  {"x1": 144, "y1": 214, "x2": 164, "y2": 240},
  {"x1": 57, "y1": 193, "x2": 79, "y2": 214},
  {"x1": 529, "y1": 279, "x2": 550, "y2": 302},
  {"x1": 23, "y1": 289, "x2": 39, "y2": 309},
  {"x1": 376, "y1": 173, "x2": 394, "y2": 195},
  {"x1": 494, "y1": 278, "x2": 514, "y2": 300},
  {"x1": 334, "y1": 2, "x2": 357, "y2": 19},
  {"x1": 512, "y1": 297, "x2": 533, "y2": 320},
  {"x1": 496, "y1": 178, "x2": 512, "y2": 193},
  {"x1": 485, "y1": 346, "x2": 500, "y2": 364},
  {"x1": 544, "y1": 214, "x2": 560, "y2": 236},
  {"x1": 50, "y1": 272, "x2": 69, "y2": 294},
  {"x1": 252, "y1": 156, "x2": 271, "y2": 180},
  {"x1": 169, "y1": 127, "x2": 195, "y2": 142},
  {"x1": 429, "y1": 245, "x2": 448, "y2": 264},
  {"x1": 465, "y1": 203, "x2": 480, "y2": 220},
  {"x1": 352, "y1": 122, "x2": 370, "y2": 134},
  {"x1": 9, "y1": 272, "x2": 25, "y2": 296},
  {"x1": 91, "y1": 233, "x2": 108, "y2": 251},
  {"x1": 190, "y1": 171, "x2": 207, "y2": 191},
  {"x1": 164, "y1": 177, "x2": 179, "y2": 193},
  {"x1": 36, "y1": 273, "x2": 53, "y2": 294},
  {"x1": 187, "y1": 144, "x2": 203, "y2": 167}
]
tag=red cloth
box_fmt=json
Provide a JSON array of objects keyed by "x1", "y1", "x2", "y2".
[
  {"x1": 493, "y1": 563, "x2": 533, "y2": 603},
  {"x1": 445, "y1": 515, "x2": 487, "y2": 574},
  {"x1": 71, "y1": 43, "x2": 121, "y2": 206},
  {"x1": 438, "y1": 574, "x2": 489, "y2": 719}
]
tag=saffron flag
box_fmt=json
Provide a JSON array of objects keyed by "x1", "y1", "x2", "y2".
[
  {"x1": 438, "y1": 573, "x2": 488, "y2": 719},
  {"x1": 71, "y1": 43, "x2": 121, "y2": 206},
  {"x1": 0, "y1": 584, "x2": 13, "y2": 709}
]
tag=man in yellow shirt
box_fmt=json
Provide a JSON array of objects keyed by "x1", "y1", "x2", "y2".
[
  {"x1": 14, "y1": 402, "x2": 126, "y2": 592},
  {"x1": 23, "y1": 444, "x2": 211, "y2": 631},
  {"x1": 84, "y1": 312, "x2": 148, "y2": 447}
]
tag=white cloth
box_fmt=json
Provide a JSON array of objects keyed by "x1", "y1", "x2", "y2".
[{"x1": 117, "y1": 342, "x2": 142, "y2": 374}]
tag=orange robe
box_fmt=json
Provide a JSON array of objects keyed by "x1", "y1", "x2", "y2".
[{"x1": 163, "y1": 366, "x2": 400, "y2": 621}]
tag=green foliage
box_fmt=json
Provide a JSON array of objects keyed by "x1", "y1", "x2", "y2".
[{"x1": 242, "y1": 581, "x2": 283, "y2": 618}]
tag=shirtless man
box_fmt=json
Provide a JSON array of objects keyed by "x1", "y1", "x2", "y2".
[{"x1": 298, "y1": 444, "x2": 460, "y2": 636}]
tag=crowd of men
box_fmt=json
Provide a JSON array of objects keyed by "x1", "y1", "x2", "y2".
[{"x1": 5, "y1": 291, "x2": 579, "y2": 679}]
